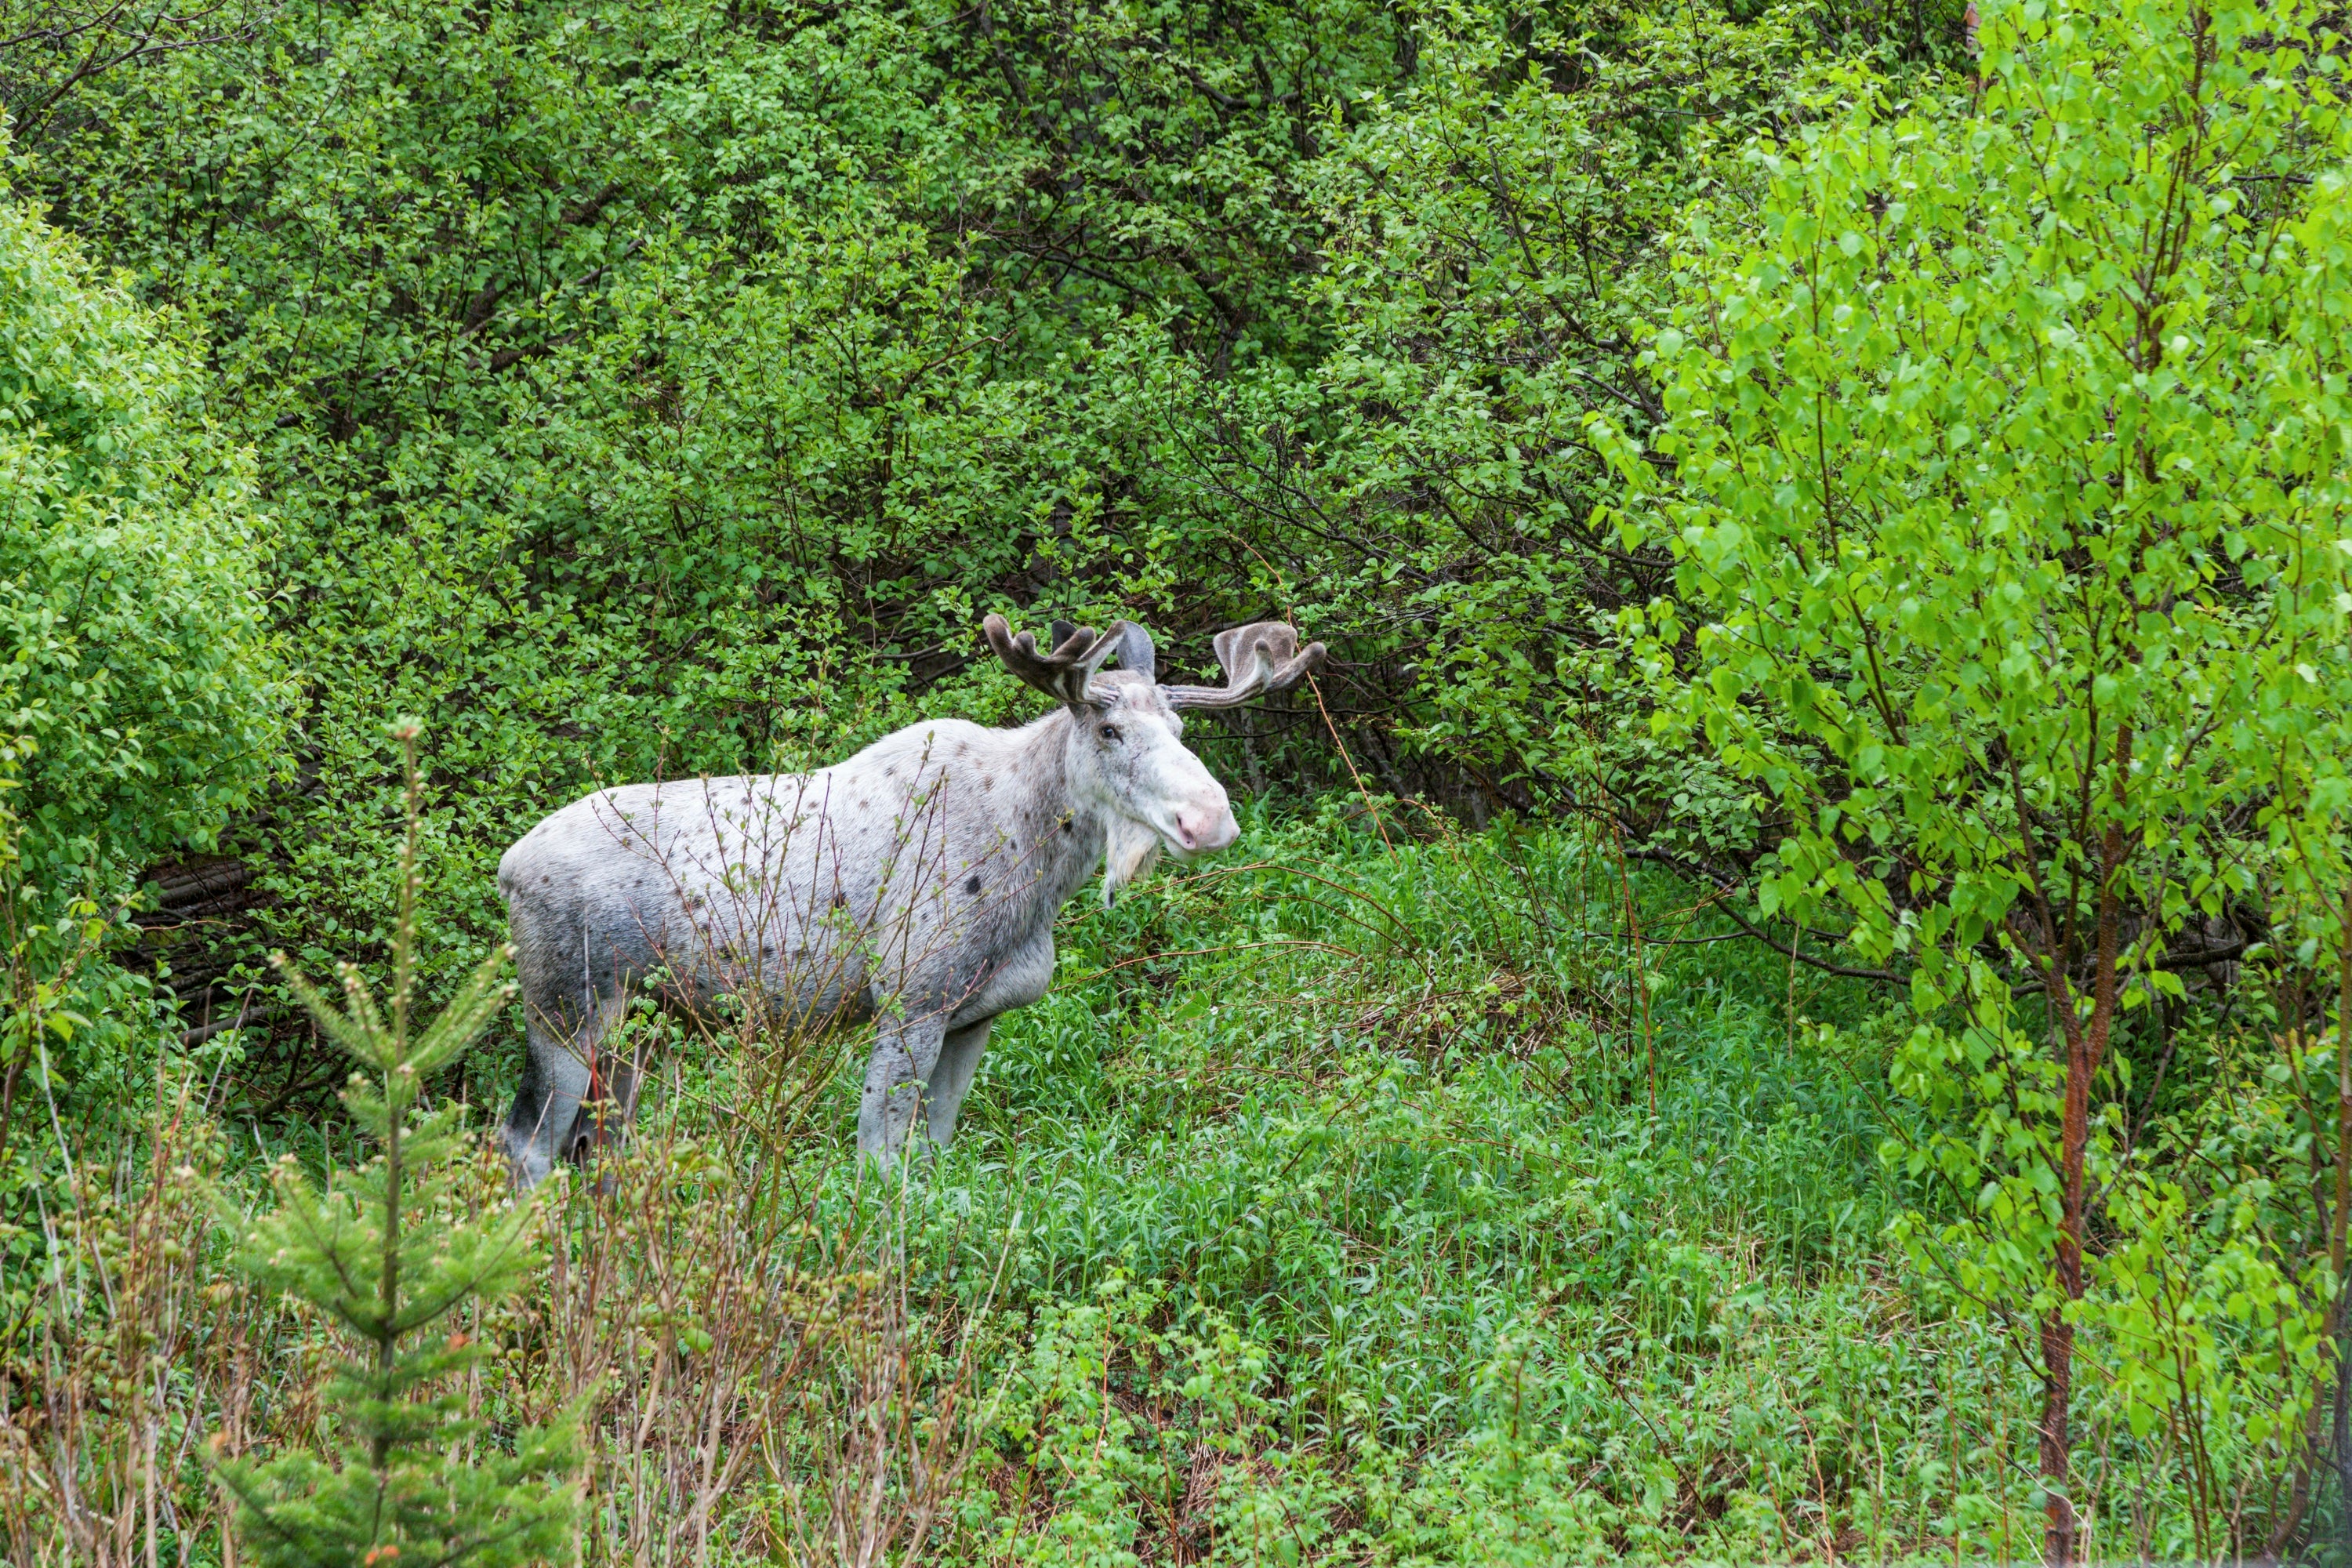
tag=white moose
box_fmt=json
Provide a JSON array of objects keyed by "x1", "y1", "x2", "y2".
[{"x1": 496, "y1": 615, "x2": 1325, "y2": 1183}]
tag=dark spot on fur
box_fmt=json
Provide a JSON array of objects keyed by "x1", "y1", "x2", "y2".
[
  {"x1": 965, "y1": 876, "x2": 981, "y2": 895},
  {"x1": 1062, "y1": 818, "x2": 1073, "y2": 833},
  {"x1": 831, "y1": 891, "x2": 847, "y2": 909},
  {"x1": 981, "y1": 775, "x2": 994, "y2": 791}
]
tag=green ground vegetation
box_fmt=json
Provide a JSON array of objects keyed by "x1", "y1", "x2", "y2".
[{"x1": 12, "y1": 805, "x2": 2337, "y2": 1562}]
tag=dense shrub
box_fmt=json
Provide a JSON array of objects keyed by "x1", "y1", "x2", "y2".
[
  {"x1": 0, "y1": 161, "x2": 282, "y2": 1145},
  {"x1": 5, "y1": 0, "x2": 1922, "y2": 1045}
]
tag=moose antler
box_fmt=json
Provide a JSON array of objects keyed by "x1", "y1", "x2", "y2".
[
  {"x1": 1161, "y1": 620, "x2": 1327, "y2": 710},
  {"x1": 984, "y1": 614, "x2": 1128, "y2": 708}
]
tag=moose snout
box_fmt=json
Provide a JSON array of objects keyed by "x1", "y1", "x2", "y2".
[{"x1": 1171, "y1": 798, "x2": 1240, "y2": 855}]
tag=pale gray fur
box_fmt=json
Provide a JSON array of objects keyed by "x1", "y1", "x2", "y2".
[
  {"x1": 498, "y1": 618, "x2": 1323, "y2": 1182},
  {"x1": 499, "y1": 709, "x2": 1080, "y2": 1180}
]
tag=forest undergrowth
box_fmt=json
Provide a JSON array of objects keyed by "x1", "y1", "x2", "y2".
[{"x1": 4, "y1": 797, "x2": 2313, "y2": 1566}]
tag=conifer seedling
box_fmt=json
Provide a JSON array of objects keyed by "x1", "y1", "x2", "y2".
[{"x1": 214, "y1": 724, "x2": 580, "y2": 1568}]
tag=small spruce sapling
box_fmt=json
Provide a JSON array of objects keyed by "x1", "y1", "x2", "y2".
[{"x1": 213, "y1": 725, "x2": 579, "y2": 1567}]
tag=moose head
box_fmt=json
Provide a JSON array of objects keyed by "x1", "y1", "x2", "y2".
[{"x1": 983, "y1": 615, "x2": 1327, "y2": 904}]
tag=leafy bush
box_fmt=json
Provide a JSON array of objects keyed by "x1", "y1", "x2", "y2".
[
  {"x1": 6, "y1": 0, "x2": 1960, "y2": 1060},
  {"x1": 0, "y1": 151, "x2": 282, "y2": 1148},
  {"x1": 1607, "y1": 0, "x2": 2352, "y2": 1553}
]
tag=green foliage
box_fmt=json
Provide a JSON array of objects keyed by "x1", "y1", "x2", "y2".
[
  {"x1": 957, "y1": 1273, "x2": 1266, "y2": 1568},
  {"x1": 0, "y1": 0, "x2": 1959, "y2": 1038},
  {"x1": 8, "y1": 799, "x2": 2327, "y2": 1563},
  {"x1": 30, "y1": 0, "x2": 964, "y2": 996},
  {"x1": 216, "y1": 731, "x2": 577, "y2": 1568},
  {"x1": 788, "y1": 815, "x2": 2077, "y2": 1562},
  {"x1": 1620, "y1": 0, "x2": 2352, "y2": 1006},
  {"x1": 0, "y1": 164, "x2": 280, "y2": 905},
  {"x1": 0, "y1": 151, "x2": 284, "y2": 1123},
  {"x1": 14, "y1": 0, "x2": 2352, "y2": 1558},
  {"x1": 1603, "y1": 0, "x2": 2352, "y2": 1544},
  {"x1": 1146, "y1": 0, "x2": 1855, "y2": 815}
]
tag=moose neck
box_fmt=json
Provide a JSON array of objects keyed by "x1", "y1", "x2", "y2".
[{"x1": 1001, "y1": 707, "x2": 1116, "y2": 918}]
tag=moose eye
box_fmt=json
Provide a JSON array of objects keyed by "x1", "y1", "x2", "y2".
[{"x1": 1098, "y1": 724, "x2": 1123, "y2": 742}]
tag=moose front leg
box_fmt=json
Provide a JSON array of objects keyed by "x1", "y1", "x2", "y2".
[
  {"x1": 858, "y1": 1009, "x2": 947, "y2": 1167},
  {"x1": 505, "y1": 987, "x2": 626, "y2": 1187},
  {"x1": 924, "y1": 1016, "x2": 994, "y2": 1149}
]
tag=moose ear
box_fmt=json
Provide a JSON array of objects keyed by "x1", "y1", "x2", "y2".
[
  {"x1": 1049, "y1": 619, "x2": 1078, "y2": 652},
  {"x1": 1113, "y1": 622, "x2": 1156, "y2": 682}
]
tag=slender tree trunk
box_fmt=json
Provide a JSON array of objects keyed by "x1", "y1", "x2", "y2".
[
  {"x1": 375, "y1": 1094, "x2": 403, "y2": 1468},
  {"x1": 2041, "y1": 1015, "x2": 2089, "y2": 1567},
  {"x1": 2022, "y1": 927, "x2": 2087, "y2": 1568},
  {"x1": 2334, "y1": 894, "x2": 2352, "y2": 1559},
  {"x1": 2042, "y1": 750, "x2": 2129, "y2": 1568},
  {"x1": 0, "y1": 1045, "x2": 24, "y2": 1185}
]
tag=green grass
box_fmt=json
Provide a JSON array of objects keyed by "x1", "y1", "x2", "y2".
[{"x1": 615, "y1": 804, "x2": 2071, "y2": 1563}]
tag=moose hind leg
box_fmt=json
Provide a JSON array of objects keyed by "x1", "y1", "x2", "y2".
[
  {"x1": 858, "y1": 1012, "x2": 947, "y2": 1168},
  {"x1": 924, "y1": 1017, "x2": 993, "y2": 1149}
]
